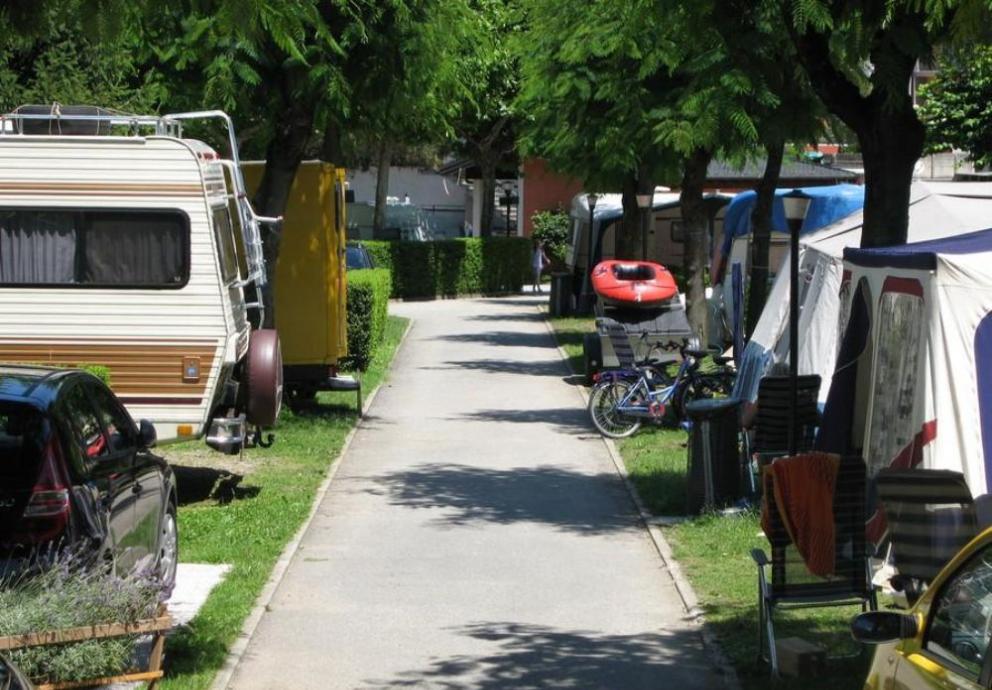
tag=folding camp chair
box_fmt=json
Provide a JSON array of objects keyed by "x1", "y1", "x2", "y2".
[
  {"x1": 752, "y1": 454, "x2": 877, "y2": 676},
  {"x1": 742, "y1": 375, "x2": 821, "y2": 494},
  {"x1": 596, "y1": 318, "x2": 638, "y2": 369},
  {"x1": 875, "y1": 469, "x2": 978, "y2": 604}
]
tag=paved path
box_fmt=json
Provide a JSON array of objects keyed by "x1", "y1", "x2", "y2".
[{"x1": 226, "y1": 295, "x2": 723, "y2": 689}]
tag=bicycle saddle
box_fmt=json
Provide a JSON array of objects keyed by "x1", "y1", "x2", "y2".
[{"x1": 683, "y1": 347, "x2": 718, "y2": 359}]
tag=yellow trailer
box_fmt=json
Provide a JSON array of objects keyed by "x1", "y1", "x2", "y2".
[{"x1": 242, "y1": 160, "x2": 358, "y2": 407}]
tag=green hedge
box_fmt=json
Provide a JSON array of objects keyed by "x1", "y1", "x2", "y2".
[
  {"x1": 363, "y1": 237, "x2": 531, "y2": 299},
  {"x1": 346, "y1": 268, "x2": 392, "y2": 370}
]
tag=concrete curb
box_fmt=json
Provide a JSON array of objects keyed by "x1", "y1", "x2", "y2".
[
  {"x1": 541, "y1": 310, "x2": 742, "y2": 690},
  {"x1": 209, "y1": 319, "x2": 415, "y2": 690}
]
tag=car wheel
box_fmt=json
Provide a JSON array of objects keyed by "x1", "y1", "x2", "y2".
[{"x1": 156, "y1": 504, "x2": 179, "y2": 595}]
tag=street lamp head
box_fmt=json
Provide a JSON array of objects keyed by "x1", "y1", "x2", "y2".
[
  {"x1": 636, "y1": 192, "x2": 653, "y2": 209},
  {"x1": 782, "y1": 188, "x2": 812, "y2": 224},
  {"x1": 587, "y1": 192, "x2": 599, "y2": 211}
]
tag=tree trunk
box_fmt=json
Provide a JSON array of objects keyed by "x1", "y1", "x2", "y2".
[
  {"x1": 679, "y1": 148, "x2": 714, "y2": 345},
  {"x1": 320, "y1": 122, "x2": 344, "y2": 164},
  {"x1": 636, "y1": 167, "x2": 655, "y2": 261},
  {"x1": 856, "y1": 108, "x2": 924, "y2": 247},
  {"x1": 251, "y1": 107, "x2": 314, "y2": 328},
  {"x1": 746, "y1": 140, "x2": 785, "y2": 336},
  {"x1": 618, "y1": 174, "x2": 641, "y2": 260},
  {"x1": 479, "y1": 156, "x2": 497, "y2": 237},
  {"x1": 788, "y1": 17, "x2": 925, "y2": 248},
  {"x1": 373, "y1": 140, "x2": 392, "y2": 235}
]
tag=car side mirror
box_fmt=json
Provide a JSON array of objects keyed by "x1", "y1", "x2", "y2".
[
  {"x1": 851, "y1": 611, "x2": 918, "y2": 644},
  {"x1": 138, "y1": 419, "x2": 157, "y2": 449}
]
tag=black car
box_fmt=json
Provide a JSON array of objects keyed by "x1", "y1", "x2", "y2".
[
  {"x1": 346, "y1": 241, "x2": 375, "y2": 271},
  {"x1": 0, "y1": 366, "x2": 177, "y2": 590}
]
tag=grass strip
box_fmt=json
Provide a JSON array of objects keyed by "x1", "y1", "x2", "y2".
[
  {"x1": 545, "y1": 312, "x2": 869, "y2": 690},
  {"x1": 159, "y1": 315, "x2": 409, "y2": 690}
]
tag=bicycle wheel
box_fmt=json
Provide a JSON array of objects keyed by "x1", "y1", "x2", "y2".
[{"x1": 589, "y1": 379, "x2": 642, "y2": 438}]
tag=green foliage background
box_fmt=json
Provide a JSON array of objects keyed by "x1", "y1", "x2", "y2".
[
  {"x1": 365, "y1": 238, "x2": 530, "y2": 299},
  {"x1": 345, "y1": 268, "x2": 392, "y2": 371},
  {"x1": 530, "y1": 210, "x2": 570, "y2": 267},
  {"x1": 919, "y1": 45, "x2": 992, "y2": 170}
]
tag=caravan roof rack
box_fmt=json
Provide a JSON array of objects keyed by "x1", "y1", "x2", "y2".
[{"x1": 0, "y1": 104, "x2": 275, "y2": 319}]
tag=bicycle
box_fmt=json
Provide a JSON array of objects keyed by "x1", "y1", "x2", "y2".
[{"x1": 587, "y1": 341, "x2": 735, "y2": 439}]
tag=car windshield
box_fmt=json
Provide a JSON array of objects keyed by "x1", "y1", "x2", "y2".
[
  {"x1": 346, "y1": 246, "x2": 370, "y2": 270},
  {"x1": 0, "y1": 402, "x2": 45, "y2": 486}
]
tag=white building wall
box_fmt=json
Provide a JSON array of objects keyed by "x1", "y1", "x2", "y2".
[{"x1": 346, "y1": 166, "x2": 467, "y2": 208}]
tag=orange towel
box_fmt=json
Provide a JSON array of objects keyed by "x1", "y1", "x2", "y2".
[{"x1": 761, "y1": 453, "x2": 841, "y2": 577}]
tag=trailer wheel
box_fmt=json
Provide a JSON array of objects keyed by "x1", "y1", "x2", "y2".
[
  {"x1": 583, "y1": 332, "x2": 602, "y2": 385},
  {"x1": 245, "y1": 329, "x2": 283, "y2": 427}
]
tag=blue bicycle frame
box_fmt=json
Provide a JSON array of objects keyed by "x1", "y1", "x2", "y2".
[{"x1": 597, "y1": 355, "x2": 696, "y2": 420}]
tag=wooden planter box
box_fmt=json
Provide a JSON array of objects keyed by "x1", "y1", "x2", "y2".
[{"x1": 0, "y1": 607, "x2": 172, "y2": 690}]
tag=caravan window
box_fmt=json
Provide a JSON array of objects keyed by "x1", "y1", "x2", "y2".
[
  {"x1": 865, "y1": 279, "x2": 925, "y2": 475},
  {"x1": 211, "y1": 206, "x2": 240, "y2": 284},
  {"x1": 0, "y1": 208, "x2": 188, "y2": 288}
]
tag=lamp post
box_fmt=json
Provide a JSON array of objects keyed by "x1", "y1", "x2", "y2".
[
  {"x1": 581, "y1": 192, "x2": 599, "y2": 313},
  {"x1": 501, "y1": 182, "x2": 514, "y2": 237},
  {"x1": 636, "y1": 190, "x2": 654, "y2": 260},
  {"x1": 782, "y1": 189, "x2": 812, "y2": 456}
]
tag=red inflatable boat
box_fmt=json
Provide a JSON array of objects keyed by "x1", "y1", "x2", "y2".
[{"x1": 591, "y1": 260, "x2": 679, "y2": 307}]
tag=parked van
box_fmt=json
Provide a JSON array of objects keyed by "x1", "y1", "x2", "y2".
[
  {"x1": 242, "y1": 161, "x2": 357, "y2": 407},
  {"x1": 0, "y1": 105, "x2": 282, "y2": 454}
]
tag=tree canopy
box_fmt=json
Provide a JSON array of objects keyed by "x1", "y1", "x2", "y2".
[{"x1": 919, "y1": 45, "x2": 992, "y2": 170}]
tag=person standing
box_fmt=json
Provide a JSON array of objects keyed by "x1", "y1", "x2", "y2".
[{"x1": 531, "y1": 239, "x2": 550, "y2": 293}]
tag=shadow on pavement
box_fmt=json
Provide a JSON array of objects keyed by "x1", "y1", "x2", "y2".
[
  {"x1": 467, "y1": 311, "x2": 546, "y2": 323},
  {"x1": 457, "y1": 407, "x2": 592, "y2": 435},
  {"x1": 473, "y1": 296, "x2": 545, "y2": 308},
  {"x1": 369, "y1": 621, "x2": 720, "y2": 689},
  {"x1": 434, "y1": 331, "x2": 554, "y2": 348},
  {"x1": 368, "y1": 462, "x2": 634, "y2": 534},
  {"x1": 423, "y1": 359, "x2": 568, "y2": 377}
]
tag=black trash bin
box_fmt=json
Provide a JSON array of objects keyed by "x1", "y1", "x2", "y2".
[
  {"x1": 549, "y1": 272, "x2": 573, "y2": 317},
  {"x1": 685, "y1": 398, "x2": 742, "y2": 515}
]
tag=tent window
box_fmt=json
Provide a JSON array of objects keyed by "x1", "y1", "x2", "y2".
[
  {"x1": 835, "y1": 274, "x2": 852, "y2": 361},
  {"x1": 0, "y1": 208, "x2": 188, "y2": 288},
  {"x1": 865, "y1": 280, "x2": 925, "y2": 475}
]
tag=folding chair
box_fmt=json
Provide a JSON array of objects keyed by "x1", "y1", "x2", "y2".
[
  {"x1": 752, "y1": 454, "x2": 877, "y2": 676},
  {"x1": 596, "y1": 318, "x2": 638, "y2": 369},
  {"x1": 876, "y1": 469, "x2": 978, "y2": 604},
  {"x1": 744, "y1": 375, "x2": 821, "y2": 494}
]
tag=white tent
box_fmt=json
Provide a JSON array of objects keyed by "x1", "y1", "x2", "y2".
[
  {"x1": 817, "y1": 228, "x2": 992, "y2": 502},
  {"x1": 735, "y1": 181, "x2": 992, "y2": 407}
]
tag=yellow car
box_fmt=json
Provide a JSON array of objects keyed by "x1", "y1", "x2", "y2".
[{"x1": 854, "y1": 527, "x2": 992, "y2": 689}]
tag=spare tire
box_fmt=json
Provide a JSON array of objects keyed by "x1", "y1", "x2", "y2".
[{"x1": 244, "y1": 329, "x2": 283, "y2": 427}]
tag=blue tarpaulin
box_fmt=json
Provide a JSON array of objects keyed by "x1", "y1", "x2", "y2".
[{"x1": 720, "y1": 184, "x2": 865, "y2": 259}]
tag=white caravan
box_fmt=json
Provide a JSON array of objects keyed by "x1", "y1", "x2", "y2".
[{"x1": 0, "y1": 105, "x2": 282, "y2": 453}]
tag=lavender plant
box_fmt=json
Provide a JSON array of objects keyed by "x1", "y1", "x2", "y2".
[{"x1": 0, "y1": 550, "x2": 164, "y2": 683}]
